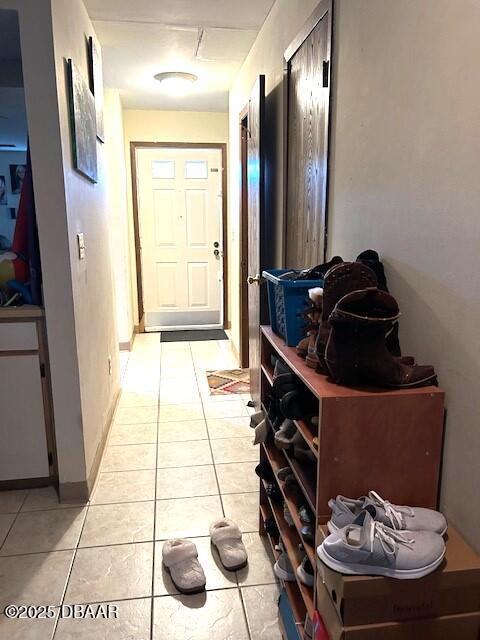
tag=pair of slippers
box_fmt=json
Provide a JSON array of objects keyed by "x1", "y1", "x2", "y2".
[{"x1": 162, "y1": 518, "x2": 248, "y2": 594}]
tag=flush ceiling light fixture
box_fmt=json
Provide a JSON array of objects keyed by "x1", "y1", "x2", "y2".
[{"x1": 154, "y1": 71, "x2": 198, "y2": 96}]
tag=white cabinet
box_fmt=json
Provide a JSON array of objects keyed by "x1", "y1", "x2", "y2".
[
  {"x1": 0, "y1": 308, "x2": 53, "y2": 483},
  {"x1": 0, "y1": 354, "x2": 50, "y2": 480}
]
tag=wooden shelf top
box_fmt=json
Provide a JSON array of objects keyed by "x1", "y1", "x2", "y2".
[
  {"x1": 0, "y1": 305, "x2": 44, "y2": 320},
  {"x1": 261, "y1": 325, "x2": 444, "y2": 400}
]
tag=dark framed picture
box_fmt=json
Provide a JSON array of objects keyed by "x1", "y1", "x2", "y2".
[
  {"x1": 0, "y1": 176, "x2": 6, "y2": 204},
  {"x1": 67, "y1": 58, "x2": 98, "y2": 183},
  {"x1": 9, "y1": 165, "x2": 26, "y2": 195},
  {"x1": 87, "y1": 35, "x2": 105, "y2": 143}
]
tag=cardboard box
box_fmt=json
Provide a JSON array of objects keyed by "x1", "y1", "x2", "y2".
[
  {"x1": 317, "y1": 580, "x2": 480, "y2": 640},
  {"x1": 317, "y1": 524, "x2": 480, "y2": 626}
]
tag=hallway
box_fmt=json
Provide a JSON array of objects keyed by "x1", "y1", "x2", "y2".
[{"x1": 0, "y1": 334, "x2": 281, "y2": 639}]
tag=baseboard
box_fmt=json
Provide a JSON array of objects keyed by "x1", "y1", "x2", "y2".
[
  {"x1": 87, "y1": 386, "x2": 121, "y2": 496},
  {"x1": 59, "y1": 480, "x2": 89, "y2": 502},
  {"x1": 0, "y1": 476, "x2": 51, "y2": 491},
  {"x1": 58, "y1": 386, "x2": 121, "y2": 503},
  {"x1": 119, "y1": 327, "x2": 136, "y2": 351}
]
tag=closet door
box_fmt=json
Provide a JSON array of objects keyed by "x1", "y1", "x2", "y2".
[
  {"x1": 284, "y1": 0, "x2": 333, "y2": 268},
  {"x1": 247, "y1": 75, "x2": 265, "y2": 408}
]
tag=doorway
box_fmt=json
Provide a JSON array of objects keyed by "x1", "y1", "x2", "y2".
[{"x1": 131, "y1": 142, "x2": 228, "y2": 332}]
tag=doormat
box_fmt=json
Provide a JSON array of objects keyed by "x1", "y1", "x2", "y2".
[
  {"x1": 160, "y1": 330, "x2": 228, "y2": 342},
  {"x1": 207, "y1": 369, "x2": 250, "y2": 395}
]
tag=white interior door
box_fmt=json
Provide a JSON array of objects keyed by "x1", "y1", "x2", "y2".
[{"x1": 136, "y1": 147, "x2": 224, "y2": 330}]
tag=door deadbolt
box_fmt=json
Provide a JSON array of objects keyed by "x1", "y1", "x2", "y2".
[{"x1": 213, "y1": 241, "x2": 220, "y2": 248}]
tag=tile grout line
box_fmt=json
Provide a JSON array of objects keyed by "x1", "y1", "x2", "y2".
[
  {"x1": 190, "y1": 340, "x2": 253, "y2": 640},
  {"x1": 150, "y1": 331, "x2": 162, "y2": 640},
  {"x1": 50, "y1": 496, "x2": 90, "y2": 640},
  {"x1": 0, "y1": 489, "x2": 29, "y2": 553},
  {"x1": 189, "y1": 341, "x2": 226, "y2": 519}
]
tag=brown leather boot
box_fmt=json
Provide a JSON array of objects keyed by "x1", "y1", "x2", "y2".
[
  {"x1": 315, "y1": 262, "x2": 377, "y2": 373},
  {"x1": 325, "y1": 288, "x2": 436, "y2": 388},
  {"x1": 297, "y1": 289, "x2": 323, "y2": 362}
]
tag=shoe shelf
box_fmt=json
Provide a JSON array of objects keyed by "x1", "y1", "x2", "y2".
[
  {"x1": 260, "y1": 472, "x2": 315, "y2": 619},
  {"x1": 259, "y1": 324, "x2": 446, "y2": 631},
  {"x1": 263, "y1": 439, "x2": 316, "y2": 566}
]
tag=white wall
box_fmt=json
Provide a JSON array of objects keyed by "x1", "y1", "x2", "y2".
[
  {"x1": 1, "y1": 0, "x2": 120, "y2": 493},
  {"x1": 104, "y1": 88, "x2": 134, "y2": 347},
  {"x1": 228, "y1": 0, "x2": 319, "y2": 352},
  {"x1": 50, "y1": 0, "x2": 119, "y2": 479},
  {"x1": 123, "y1": 109, "x2": 229, "y2": 325},
  {"x1": 328, "y1": 0, "x2": 480, "y2": 551}
]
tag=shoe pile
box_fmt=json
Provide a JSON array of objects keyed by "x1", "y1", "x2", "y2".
[
  {"x1": 317, "y1": 491, "x2": 447, "y2": 579},
  {"x1": 296, "y1": 251, "x2": 437, "y2": 389}
]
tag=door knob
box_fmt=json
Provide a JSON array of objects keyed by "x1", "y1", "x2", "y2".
[
  {"x1": 247, "y1": 273, "x2": 263, "y2": 285},
  {"x1": 214, "y1": 249, "x2": 220, "y2": 257}
]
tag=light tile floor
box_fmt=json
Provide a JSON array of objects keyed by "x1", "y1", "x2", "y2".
[{"x1": 0, "y1": 334, "x2": 282, "y2": 639}]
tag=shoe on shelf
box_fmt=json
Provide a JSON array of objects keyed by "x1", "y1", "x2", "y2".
[
  {"x1": 264, "y1": 517, "x2": 279, "y2": 538},
  {"x1": 298, "y1": 505, "x2": 313, "y2": 525},
  {"x1": 274, "y1": 419, "x2": 297, "y2": 449},
  {"x1": 253, "y1": 418, "x2": 268, "y2": 445},
  {"x1": 255, "y1": 461, "x2": 274, "y2": 482},
  {"x1": 325, "y1": 288, "x2": 437, "y2": 388},
  {"x1": 274, "y1": 542, "x2": 296, "y2": 582},
  {"x1": 284, "y1": 502, "x2": 295, "y2": 527},
  {"x1": 250, "y1": 410, "x2": 265, "y2": 429},
  {"x1": 301, "y1": 524, "x2": 315, "y2": 545},
  {"x1": 276, "y1": 466, "x2": 292, "y2": 482},
  {"x1": 266, "y1": 482, "x2": 283, "y2": 505},
  {"x1": 318, "y1": 511, "x2": 446, "y2": 580},
  {"x1": 297, "y1": 555, "x2": 315, "y2": 587},
  {"x1": 293, "y1": 441, "x2": 316, "y2": 465},
  {"x1": 328, "y1": 491, "x2": 447, "y2": 536}
]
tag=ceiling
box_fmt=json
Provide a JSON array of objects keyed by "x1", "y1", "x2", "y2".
[{"x1": 84, "y1": 0, "x2": 275, "y2": 111}]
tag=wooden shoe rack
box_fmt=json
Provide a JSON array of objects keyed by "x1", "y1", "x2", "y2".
[{"x1": 258, "y1": 325, "x2": 445, "y2": 637}]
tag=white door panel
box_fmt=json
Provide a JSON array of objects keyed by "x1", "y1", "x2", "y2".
[{"x1": 137, "y1": 147, "x2": 223, "y2": 330}]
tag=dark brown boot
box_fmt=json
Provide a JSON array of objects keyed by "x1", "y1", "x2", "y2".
[
  {"x1": 305, "y1": 288, "x2": 323, "y2": 369},
  {"x1": 315, "y1": 262, "x2": 377, "y2": 373},
  {"x1": 325, "y1": 288, "x2": 436, "y2": 388}
]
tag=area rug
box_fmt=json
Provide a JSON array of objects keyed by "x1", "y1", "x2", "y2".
[
  {"x1": 206, "y1": 369, "x2": 250, "y2": 395},
  {"x1": 161, "y1": 330, "x2": 228, "y2": 342}
]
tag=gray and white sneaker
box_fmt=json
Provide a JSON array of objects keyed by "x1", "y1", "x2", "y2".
[
  {"x1": 318, "y1": 511, "x2": 446, "y2": 579},
  {"x1": 328, "y1": 491, "x2": 447, "y2": 535},
  {"x1": 273, "y1": 542, "x2": 296, "y2": 581}
]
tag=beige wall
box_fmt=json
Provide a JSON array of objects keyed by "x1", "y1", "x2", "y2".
[
  {"x1": 123, "y1": 110, "x2": 229, "y2": 325},
  {"x1": 230, "y1": 0, "x2": 480, "y2": 551},
  {"x1": 228, "y1": 0, "x2": 319, "y2": 352},
  {"x1": 50, "y1": 0, "x2": 120, "y2": 480},
  {"x1": 104, "y1": 89, "x2": 134, "y2": 347},
  {"x1": 1, "y1": 0, "x2": 120, "y2": 491},
  {"x1": 328, "y1": 0, "x2": 480, "y2": 551}
]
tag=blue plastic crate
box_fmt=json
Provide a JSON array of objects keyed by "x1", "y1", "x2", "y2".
[{"x1": 262, "y1": 269, "x2": 324, "y2": 347}]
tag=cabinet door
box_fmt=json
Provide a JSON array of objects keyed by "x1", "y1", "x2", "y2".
[{"x1": 0, "y1": 355, "x2": 50, "y2": 480}]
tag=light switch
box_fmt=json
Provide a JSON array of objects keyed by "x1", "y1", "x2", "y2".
[{"x1": 77, "y1": 233, "x2": 85, "y2": 260}]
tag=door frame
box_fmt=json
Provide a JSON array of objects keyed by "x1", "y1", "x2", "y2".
[
  {"x1": 239, "y1": 104, "x2": 249, "y2": 368},
  {"x1": 283, "y1": 0, "x2": 333, "y2": 265},
  {"x1": 130, "y1": 141, "x2": 228, "y2": 331}
]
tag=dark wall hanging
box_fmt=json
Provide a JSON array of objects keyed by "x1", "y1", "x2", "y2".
[
  {"x1": 87, "y1": 35, "x2": 105, "y2": 143},
  {"x1": 67, "y1": 58, "x2": 98, "y2": 183}
]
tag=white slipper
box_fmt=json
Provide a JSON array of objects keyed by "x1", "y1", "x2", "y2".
[
  {"x1": 210, "y1": 518, "x2": 248, "y2": 570},
  {"x1": 162, "y1": 539, "x2": 206, "y2": 594}
]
